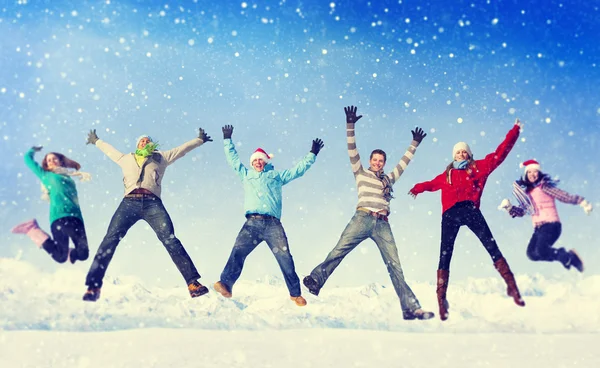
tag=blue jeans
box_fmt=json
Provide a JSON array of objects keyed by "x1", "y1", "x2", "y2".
[
  {"x1": 220, "y1": 217, "x2": 301, "y2": 297},
  {"x1": 85, "y1": 196, "x2": 200, "y2": 288},
  {"x1": 309, "y1": 211, "x2": 421, "y2": 312}
]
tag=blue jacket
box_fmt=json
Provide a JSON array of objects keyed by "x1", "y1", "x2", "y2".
[{"x1": 224, "y1": 139, "x2": 316, "y2": 219}]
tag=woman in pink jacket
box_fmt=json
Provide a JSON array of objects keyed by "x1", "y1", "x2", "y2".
[{"x1": 500, "y1": 159, "x2": 592, "y2": 272}]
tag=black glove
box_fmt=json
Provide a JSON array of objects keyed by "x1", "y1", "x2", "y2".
[
  {"x1": 87, "y1": 129, "x2": 99, "y2": 145},
  {"x1": 222, "y1": 125, "x2": 234, "y2": 140},
  {"x1": 198, "y1": 128, "x2": 213, "y2": 142},
  {"x1": 311, "y1": 138, "x2": 324, "y2": 156},
  {"x1": 344, "y1": 105, "x2": 363, "y2": 126},
  {"x1": 411, "y1": 127, "x2": 427, "y2": 143},
  {"x1": 32, "y1": 146, "x2": 43, "y2": 152}
]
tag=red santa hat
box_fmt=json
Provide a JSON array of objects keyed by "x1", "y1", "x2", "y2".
[
  {"x1": 520, "y1": 159, "x2": 541, "y2": 178},
  {"x1": 250, "y1": 148, "x2": 272, "y2": 165}
]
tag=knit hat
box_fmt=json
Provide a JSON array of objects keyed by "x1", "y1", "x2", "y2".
[
  {"x1": 136, "y1": 135, "x2": 153, "y2": 147},
  {"x1": 520, "y1": 159, "x2": 541, "y2": 179},
  {"x1": 452, "y1": 142, "x2": 472, "y2": 159},
  {"x1": 250, "y1": 148, "x2": 271, "y2": 165}
]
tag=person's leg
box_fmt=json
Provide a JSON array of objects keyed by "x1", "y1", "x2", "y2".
[
  {"x1": 219, "y1": 219, "x2": 262, "y2": 293},
  {"x1": 465, "y1": 207, "x2": 525, "y2": 307},
  {"x1": 58, "y1": 217, "x2": 89, "y2": 263},
  {"x1": 143, "y1": 198, "x2": 201, "y2": 285},
  {"x1": 11, "y1": 219, "x2": 50, "y2": 249},
  {"x1": 306, "y1": 211, "x2": 372, "y2": 292},
  {"x1": 85, "y1": 199, "x2": 140, "y2": 289},
  {"x1": 437, "y1": 209, "x2": 462, "y2": 321},
  {"x1": 43, "y1": 218, "x2": 71, "y2": 263},
  {"x1": 371, "y1": 220, "x2": 427, "y2": 318},
  {"x1": 263, "y1": 220, "x2": 301, "y2": 298}
]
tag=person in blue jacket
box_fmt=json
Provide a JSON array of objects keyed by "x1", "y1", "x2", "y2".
[{"x1": 213, "y1": 125, "x2": 324, "y2": 307}]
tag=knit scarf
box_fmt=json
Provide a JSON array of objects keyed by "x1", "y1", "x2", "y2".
[
  {"x1": 372, "y1": 169, "x2": 394, "y2": 202},
  {"x1": 40, "y1": 167, "x2": 92, "y2": 201},
  {"x1": 135, "y1": 142, "x2": 159, "y2": 158},
  {"x1": 453, "y1": 160, "x2": 468, "y2": 170}
]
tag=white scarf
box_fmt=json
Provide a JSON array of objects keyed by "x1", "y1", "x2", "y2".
[{"x1": 41, "y1": 167, "x2": 92, "y2": 201}]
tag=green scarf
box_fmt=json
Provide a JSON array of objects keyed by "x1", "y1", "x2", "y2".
[{"x1": 135, "y1": 142, "x2": 159, "y2": 157}]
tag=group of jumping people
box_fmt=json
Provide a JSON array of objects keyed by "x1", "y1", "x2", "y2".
[{"x1": 11, "y1": 106, "x2": 593, "y2": 321}]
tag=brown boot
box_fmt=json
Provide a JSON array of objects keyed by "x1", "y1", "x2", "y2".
[
  {"x1": 494, "y1": 257, "x2": 525, "y2": 307},
  {"x1": 436, "y1": 269, "x2": 450, "y2": 321},
  {"x1": 290, "y1": 296, "x2": 307, "y2": 307},
  {"x1": 214, "y1": 281, "x2": 232, "y2": 298}
]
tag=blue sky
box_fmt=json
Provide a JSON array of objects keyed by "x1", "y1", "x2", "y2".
[{"x1": 1, "y1": 0, "x2": 598, "y2": 289}]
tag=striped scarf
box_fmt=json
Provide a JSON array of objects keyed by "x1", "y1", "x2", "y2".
[{"x1": 372, "y1": 169, "x2": 394, "y2": 202}]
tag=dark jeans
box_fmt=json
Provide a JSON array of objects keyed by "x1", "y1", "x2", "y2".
[
  {"x1": 309, "y1": 211, "x2": 421, "y2": 312},
  {"x1": 85, "y1": 196, "x2": 200, "y2": 288},
  {"x1": 42, "y1": 217, "x2": 88, "y2": 263},
  {"x1": 526, "y1": 222, "x2": 570, "y2": 264},
  {"x1": 439, "y1": 201, "x2": 503, "y2": 270},
  {"x1": 220, "y1": 216, "x2": 301, "y2": 297}
]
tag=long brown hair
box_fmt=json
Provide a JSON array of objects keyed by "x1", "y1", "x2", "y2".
[
  {"x1": 444, "y1": 158, "x2": 477, "y2": 184},
  {"x1": 42, "y1": 152, "x2": 81, "y2": 172}
]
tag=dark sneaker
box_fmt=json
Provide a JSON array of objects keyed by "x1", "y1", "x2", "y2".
[
  {"x1": 569, "y1": 250, "x2": 584, "y2": 272},
  {"x1": 302, "y1": 275, "x2": 320, "y2": 296},
  {"x1": 213, "y1": 281, "x2": 232, "y2": 298},
  {"x1": 83, "y1": 288, "x2": 101, "y2": 302},
  {"x1": 403, "y1": 308, "x2": 435, "y2": 321},
  {"x1": 188, "y1": 281, "x2": 209, "y2": 298}
]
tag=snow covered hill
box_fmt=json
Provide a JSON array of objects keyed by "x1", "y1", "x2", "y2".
[{"x1": 1, "y1": 258, "x2": 598, "y2": 333}]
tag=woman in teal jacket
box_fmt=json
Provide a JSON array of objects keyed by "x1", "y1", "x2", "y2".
[
  {"x1": 213, "y1": 125, "x2": 324, "y2": 307},
  {"x1": 11, "y1": 146, "x2": 90, "y2": 264}
]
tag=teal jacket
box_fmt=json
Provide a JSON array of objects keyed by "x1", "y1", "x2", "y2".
[
  {"x1": 24, "y1": 148, "x2": 83, "y2": 224},
  {"x1": 224, "y1": 139, "x2": 316, "y2": 219}
]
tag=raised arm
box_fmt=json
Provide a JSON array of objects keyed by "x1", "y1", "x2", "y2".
[
  {"x1": 87, "y1": 129, "x2": 127, "y2": 164},
  {"x1": 222, "y1": 125, "x2": 247, "y2": 180},
  {"x1": 345, "y1": 105, "x2": 364, "y2": 174},
  {"x1": 388, "y1": 127, "x2": 427, "y2": 185},
  {"x1": 23, "y1": 146, "x2": 46, "y2": 180},
  {"x1": 279, "y1": 138, "x2": 323, "y2": 184},
  {"x1": 161, "y1": 128, "x2": 212, "y2": 165},
  {"x1": 481, "y1": 119, "x2": 522, "y2": 175}
]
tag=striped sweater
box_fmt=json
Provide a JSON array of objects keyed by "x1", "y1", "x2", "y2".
[{"x1": 347, "y1": 124, "x2": 419, "y2": 214}]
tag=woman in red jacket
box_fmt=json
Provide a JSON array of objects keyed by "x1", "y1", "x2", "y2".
[{"x1": 409, "y1": 119, "x2": 525, "y2": 321}]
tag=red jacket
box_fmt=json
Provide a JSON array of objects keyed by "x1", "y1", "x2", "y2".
[{"x1": 410, "y1": 125, "x2": 520, "y2": 214}]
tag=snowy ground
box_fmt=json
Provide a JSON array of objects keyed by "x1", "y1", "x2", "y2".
[{"x1": 1, "y1": 258, "x2": 599, "y2": 367}]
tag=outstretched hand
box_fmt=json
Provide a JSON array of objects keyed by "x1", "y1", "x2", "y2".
[
  {"x1": 344, "y1": 105, "x2": 363, "y2": 126},
  {"x1": 222, "y1": 125, "x2": 234, "y2": 140},
  {"x1": 408, "y1": 188, "x2": 418, "y2": 199},
  {"x1": 198, "y1": 128, "x2": 213, "y2": 143},
  {"x1": 411, "y1": 127, "x2": 427, "y2": 143},
  {"x1": 32, "y1": 146, "x2": 43, "y2": 152},
  {"x1": 580, "y1": 199, "x2": 593, "y2": 215},
  {"x1": 311, "y1": 138, "x2": 324, "y2": 156},
  {"x1": 514, "y1": 118, "x2": 524, "y2": 128},
  {"x1": 87, "y1": 129, "x2": 99, "y2": 145}
]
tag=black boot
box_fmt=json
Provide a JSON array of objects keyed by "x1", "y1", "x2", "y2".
[
  {"x1": 302, "y1": 275, "x2": 320, "y2": 296},
  {"x1": 568, "y1": 250, "x2": 584, "y2": 272},
  {"x1": 83, "y1": 287, "x2": 101, "y2": 302}
]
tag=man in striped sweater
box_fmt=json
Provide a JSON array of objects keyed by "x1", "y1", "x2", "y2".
[{"x1": 303, "y1": 105, "x2": 434, "y2": 320}]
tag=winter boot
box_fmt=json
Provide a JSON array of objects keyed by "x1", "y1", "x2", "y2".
[
  {"x1": 302, "y1": 275, "x2": 320, "y2": 296},
  {"x1": 290, "y1": 296, "x2": 307, "y2": 307},
  {"x1": 213, "y1": 281, "x2": 232, "y2": 298},
  {"x1": 568, "y1": 250, "x2": 584, "y2": 272},
  {"x1": 436, "y1": 269, "x2": 450, "y2": 321},
  {"x1": 403, "y1": 308, "x2": 435, "y2": 320},
  {"x1": 188, "y1": 281, "x2": 209, "y2": 298},
  {"x1": 83, "y1": 287, "x2": 101, "y2": 302},
  {"x1": 12, "y1": 219, "x2": 50, "y2": 249},
  {"x1": 494, "y1": 257, "x2": 525, "y2": 307}
]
